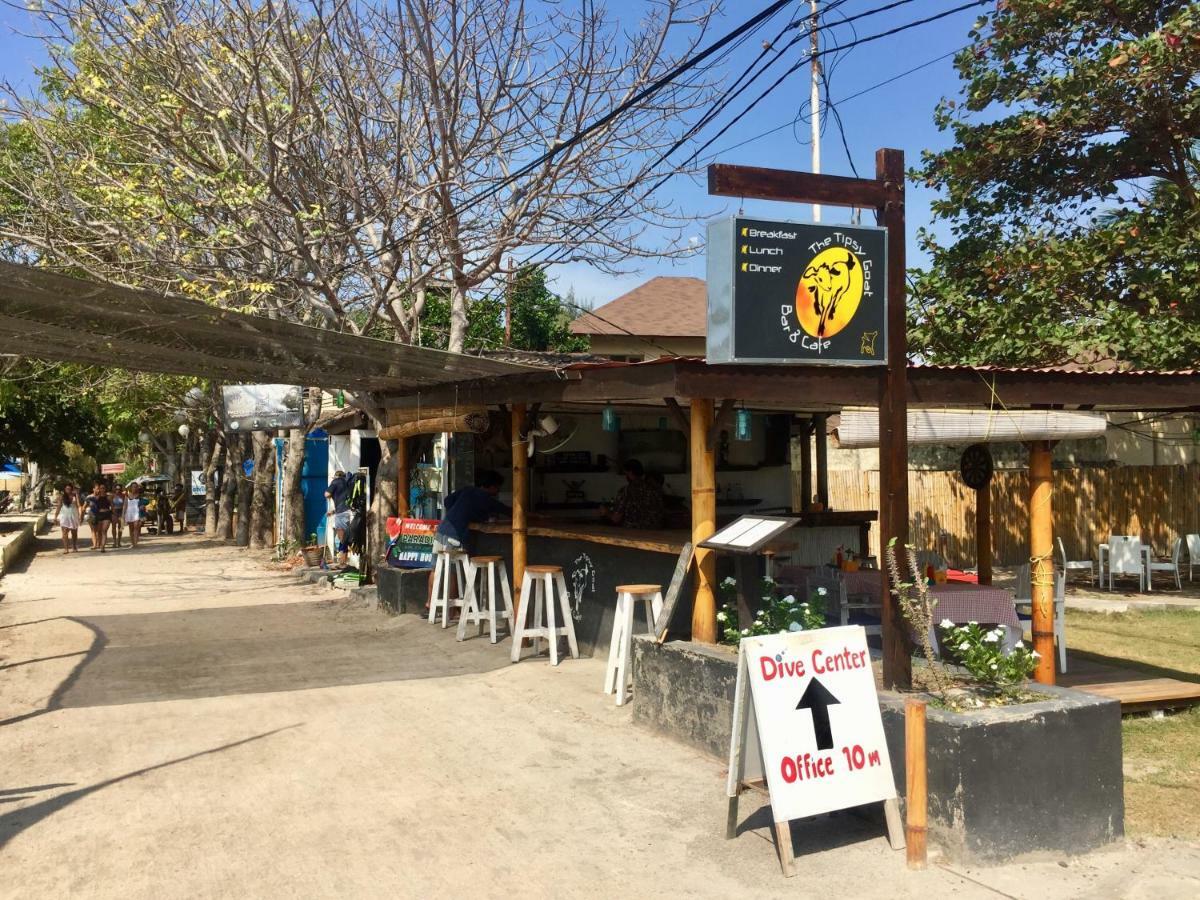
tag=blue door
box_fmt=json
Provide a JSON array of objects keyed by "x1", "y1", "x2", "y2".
[{"x1": 301, "y1": 429, "x2": 330, "y2": 543}]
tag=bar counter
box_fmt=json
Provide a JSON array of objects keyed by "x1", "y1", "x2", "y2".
[{"x1": 470, "y1": 518, "x2": 692, "y2": 656}]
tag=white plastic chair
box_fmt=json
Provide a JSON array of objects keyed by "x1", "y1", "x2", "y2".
[
  {"x1": 1186, "y1": 534, "x2": 1200, "y2": 582},
  {"x1": 1017, "y1": 566, "x2": 1067, "y2": 674},
  {"x1": 1147, "y1": 538, "x2": 1183, "y2": 591},
  {"x1": 1106, "y1": 536, "x2": 1145, "y2": 591},
  {"x1": 1057, "y1": 536, "x2": 1095, "y2": 586}
]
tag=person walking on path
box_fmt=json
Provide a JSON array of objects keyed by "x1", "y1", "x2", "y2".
[
  {"x1": 124, "y1": 483, "x2": 144, "y2": 548},
  {"x1": 171, "y1": 482, "x2": 188, "y2": 533},
  {"x1": 85, "y1": 482, "x2": 113, "y2": 552},
  {"x1": 110, "y1": 485, "x2": 126, "y2": 548},
  {"x1": 54, "y1": 482, "x2": 81, "y2": 553}
]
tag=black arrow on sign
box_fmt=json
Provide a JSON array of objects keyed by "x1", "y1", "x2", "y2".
[{"x1": 797, "y1": 677, "x2": 841, "y2": 751}]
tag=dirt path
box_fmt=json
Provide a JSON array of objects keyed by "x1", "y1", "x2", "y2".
[{"x1": 2, "y1": 531, "x2": 1198, "y2": 898}]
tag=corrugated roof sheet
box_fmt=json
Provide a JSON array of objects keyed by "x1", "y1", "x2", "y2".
[{"x1": 0, "y1": 262, "x2": 534, "y2": 394}]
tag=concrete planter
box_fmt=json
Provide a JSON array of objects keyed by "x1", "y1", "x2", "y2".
[{"x1": 631, "y1": 636, "x2": 1124, "y2": 864}]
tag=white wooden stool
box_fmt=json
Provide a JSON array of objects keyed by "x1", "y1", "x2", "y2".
[
  {"x1": 457, "y1": 555, "x2": 514, "y2": 643},
  {"x1": 510, "y1": 565, "x2": 579, "y2": 665},
  {"x1": 429, "y1": 550, "x2": 471, "y2": 628},
  {"x1": 604, "y1": 584, "x2": 662, "y2": 706}
]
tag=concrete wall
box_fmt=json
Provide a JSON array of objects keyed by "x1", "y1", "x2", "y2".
[{"x1": 632, "y1": 638, "x2": 1124, "y2": 865}]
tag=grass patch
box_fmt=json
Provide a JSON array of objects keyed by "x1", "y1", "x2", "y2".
[{"x1": 1065, "y1": 607, "x2": 1200, "y2": 838}]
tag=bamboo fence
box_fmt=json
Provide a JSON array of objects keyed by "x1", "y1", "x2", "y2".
[{"x1": 796, "y1": 464, "x2": 1200, "y2": 567}]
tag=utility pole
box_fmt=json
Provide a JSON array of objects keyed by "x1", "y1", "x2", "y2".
[
  {"x1": 504, "y1": 255, "x2": 514, "y2": 347},
  {"x1": 810, "y1": 1, "x2": 821, "y2": 222}
]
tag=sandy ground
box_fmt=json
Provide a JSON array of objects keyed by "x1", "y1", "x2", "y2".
[{"x1": 2, "y1": 529, "x2": 1199, "y2": 899}]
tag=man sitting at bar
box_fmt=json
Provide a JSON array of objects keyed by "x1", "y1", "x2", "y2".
[
  {"x1": 433, "y1": 469, "x2": 510, "y2": 555},
  {"x1": 601, "y1": 459, "x2": 665, "y2": 530}
]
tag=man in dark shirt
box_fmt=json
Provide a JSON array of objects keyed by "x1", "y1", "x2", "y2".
[
  {"x1": 602, "y1": 459, "x2": 665, "y2": 529},
  {"x1": 435, "y1": 470, "x2": 510, "y2": 553},
  {"x1": 325, "y1": 470, "x2": 350, "y2": 563}
]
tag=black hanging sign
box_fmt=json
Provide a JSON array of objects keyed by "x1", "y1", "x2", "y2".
[{"x1": 706, "y1": 217, "x2": 887, "y2": 366}]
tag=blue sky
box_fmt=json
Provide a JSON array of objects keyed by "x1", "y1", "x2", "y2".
[{"x1": 0, "y1": 0, "x2": 983, "y2": 308}]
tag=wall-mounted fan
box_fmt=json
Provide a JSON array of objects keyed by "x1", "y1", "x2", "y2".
[{"x1": 526, "y1": 414, "x2": 579, "y2": 457}]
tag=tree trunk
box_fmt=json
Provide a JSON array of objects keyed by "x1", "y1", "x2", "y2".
[
  {"x1": 217, "y1": 433, "x2": 238, "y2": 540},
  {"x1": 368, "y1": 437, "x2": 399, "y2": 577},
  {"x1": 448, "y1": 282, "x2": 468, "y2": 353},
  {"x1": 281, "y1": 387, "x2": 322, "y2": 546},
  {"x1": 235, "y1": 433, "x2": 254, "y2": 547},
  {"x1": 249, "y1": 431, "x2": 276, "y2": 549},
  {"x1": 204, "y1": 430, "x2": 222, "y2": 535}
]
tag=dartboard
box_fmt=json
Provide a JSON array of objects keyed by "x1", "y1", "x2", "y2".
[{"x1": 959, "y1": 443, "x2": 993, "y2": 491}]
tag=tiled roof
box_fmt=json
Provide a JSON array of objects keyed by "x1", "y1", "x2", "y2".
[{"x1": 569, "y1": 276, "x2": 706, "y2": 337}]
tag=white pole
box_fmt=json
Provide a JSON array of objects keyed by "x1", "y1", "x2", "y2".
[{"x1": 810, "y1": 0, "x2": 821, "y2": 222}]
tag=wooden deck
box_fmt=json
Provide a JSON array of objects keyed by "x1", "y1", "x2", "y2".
[{"x1": 1059, "y1": 653, "x2": 1200, "y2": 713}]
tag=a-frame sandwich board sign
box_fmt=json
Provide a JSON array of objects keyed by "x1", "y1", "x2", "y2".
[{"x1": 726, "y1": 625, "x2": 905, "y2": 876}]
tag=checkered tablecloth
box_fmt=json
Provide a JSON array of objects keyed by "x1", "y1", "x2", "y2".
[
  {"x1": 928, "y1": 583, "x2": 1020, "y2": 628},
  {"x1": 841, "y1": 569, "x2": 883, "y2": 598}
]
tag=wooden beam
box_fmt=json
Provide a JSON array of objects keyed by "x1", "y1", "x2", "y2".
[
  {"x1": 396, "y1": 438, "x2": 410, "y2": 518},
  {"x1": 814, "y1": 412, "x2": 829, "y2": 509},
  {"x1": 1029, "y1": 440, "x2": 1056, "y2": 685},
  {"x1": 798, "y1": 419, "x2": 813, "y2": 512},
  {"x1": 877, "y1": 148, "x2": 912, "y2": 690},
  {"x1": 708, "y1": 163, "x2": 898, "y2": 209},
  {"x1": 663, "y1": 396, "x2": 690, "y2": 432},
  {"x1": 511, "y1": 403, "x2": 529, "y2": 614},
  {"x1": 690, "y1": 398, "x2": 718, "y2": 643},
  {"x1": 975, "y1": 483, "x2": 992, "y2": 585}
]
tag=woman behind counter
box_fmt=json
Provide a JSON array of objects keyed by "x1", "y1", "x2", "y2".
[{"x1": 600, "y1": 459, "x2": 665, "y2": 530}]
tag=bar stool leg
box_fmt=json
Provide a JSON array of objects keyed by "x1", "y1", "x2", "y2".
[
  {"x1": 455, "y1": 561, "x2": 474, "y2": 641},
  {"x1": 429, "y1": 553, "x2": 444, "y2": 624},
  {"x1": 497, "y1": 562, "x2": 514, "y2": 641},
  {"x1": 511, "y1": 570, "x2": 534, "y2": 663},
  {"x1": 616, "y1": 588, "x2": 636, "y2": 705},
  {"x1": 545, "y1": 573, "x2": 559, "y2": 666},
  {"x1": 555, "y1": 571, "x2": 579, "y2": 660},
  {"x1": 651, "y1": 591, "x2": 663, "y2": 634},
  {"x1": 533, "y1": 576, "x2": 546, "y2": 656},
  {"x1": 483, "y1": 563, "x2": 497, "y2": 642},
  {"x1": 605, "y1": 592, "x2": 628, "y2": 695}
]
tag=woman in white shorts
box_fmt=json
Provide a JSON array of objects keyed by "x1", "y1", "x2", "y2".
[{"x1": 124, "y1": 483, "x2": 145, "y2": 548}]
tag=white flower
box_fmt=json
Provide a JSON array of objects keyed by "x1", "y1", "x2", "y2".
[
  {"x1": 817, "y1": 587, "x2": 828, "y2": 597},
  {"x1": 716, "y1": 611, "x2": 727, "y2": 622},
  {"x1": 958, "y1": 642, "x2": 970, "y2": 651},
  {"x1": 722, "y1": 576, "x2": 737, "y2": 587},
  {"x1": 990, "y1": 662, "x2": 999, "y2": 670},
  {"x1": 984, "y1": 632, "x2": 1000, "y2": 643},
  {"x1": 968, "y1": 620, "x2": 978, "y2": 626},
  {"x1": 1013, "y1": 640, "x2": 1024, "y2": 649},
  {"x1": 782, "y1": 594, "x2": 796, "y2": 605},
  {"x1": 741, "y1": 628, "x2": 749, "y2": 636},
  {"x1": 763, "y1": 576, "x2": 775, "y2": 584},
  {"x1": 788, "y1": 622, "x2": 803, "y2": 632},
  {"x1": 939, "y1": 618, "x2": 954, "y2": 628},
  {"x1": 800, "y1": 602, "x2": 810, "y2": 608},
  {"x1": 1032, "y1": 650, "x2": 1041, "y2": 658}
]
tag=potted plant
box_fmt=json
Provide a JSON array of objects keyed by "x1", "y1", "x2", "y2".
[{"x1": 302, "y1": 532, "x2": 323, "y2": 568}]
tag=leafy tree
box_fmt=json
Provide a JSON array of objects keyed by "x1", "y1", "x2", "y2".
[
  {"x1": 508, "y1": 266, "x2": 590, "y2": 354},
  {"x1": 910, "y1": 1, "x2": 1200, "y2": 369},
  {"x1": 0, "y1": 364, "x2": 106, "y2": 471}
]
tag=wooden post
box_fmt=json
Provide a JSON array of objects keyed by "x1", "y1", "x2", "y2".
[
  {"x1": 511, "y1": 403, "x2": 528, "y2": 614},
  {"x1": 690, "y1": 398, "x2": 718, "y2": 643},
  {"x1": 1029, "y1": 440, "x2": 1055, "y2": 684},
  {"x1": 814, "y1": 412, "x2": 829, "y2": 509},
  {"x1": 798, "y1": 419, "x2": 813, "y2": 512},
  {"x1": 876, "y1": 148, "x2": 912, "y2": 689},
  {"x1": 975, "y1": 483, "x2": 992, "y2": 585},
  {"x1": 905, "y1": 698, "x2": 928, "y2": 870},
  {"x1": 395, "y1": 438, "x2": 410, "y2": 518}
]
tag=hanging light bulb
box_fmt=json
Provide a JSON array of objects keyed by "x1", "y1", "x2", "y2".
[{"x1": 735, "y1": 408, "x2": 753, "y2": 442}]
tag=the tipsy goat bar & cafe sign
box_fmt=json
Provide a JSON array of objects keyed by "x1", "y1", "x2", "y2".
[
  {"x1": 707, "y1": 217, "x2": 887, "y2": 365},
  {"x1": 727, "y1": 625, "x2": 903, "y2": 876}
]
